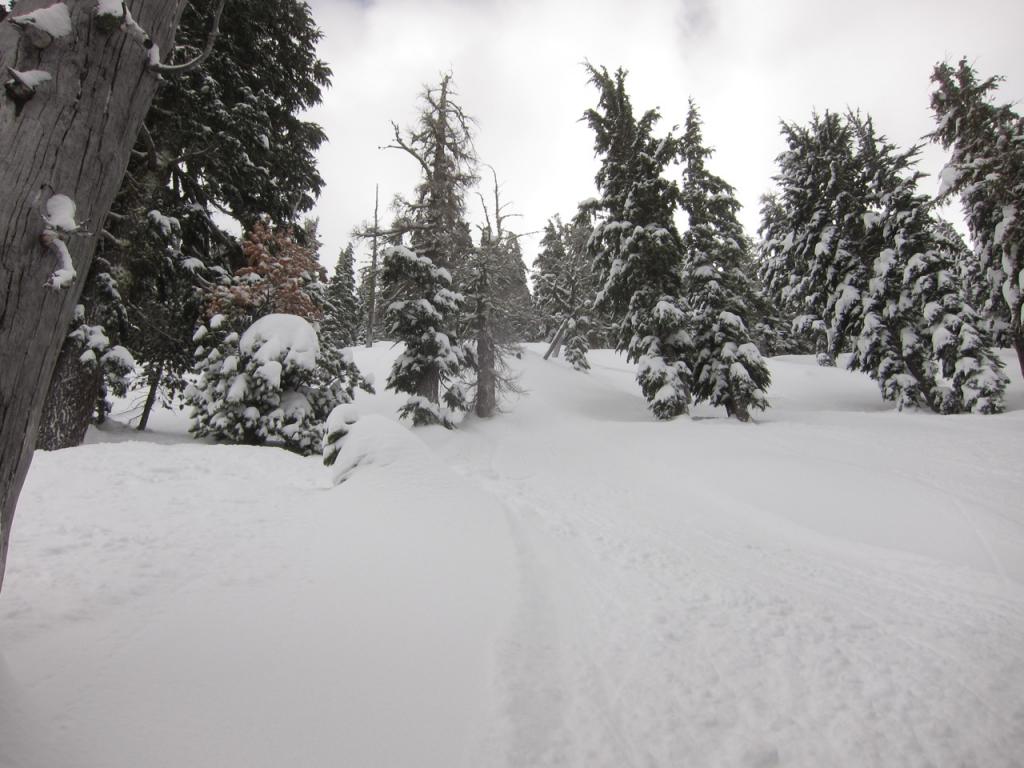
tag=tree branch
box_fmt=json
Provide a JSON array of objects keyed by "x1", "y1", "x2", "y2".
[{"x1": 150, "y1": 0, "x2": 226, "y2": 74}]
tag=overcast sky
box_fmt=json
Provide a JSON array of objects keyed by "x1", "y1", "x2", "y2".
[{"x1": 303, "y1": 0, "x2": 1024, "y2": 274}]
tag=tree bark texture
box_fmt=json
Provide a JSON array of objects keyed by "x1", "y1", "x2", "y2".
[
  {"x1": 36, "y1": 337, "x2": 101, "y2": 450},
  {"x1": 475, "y1": 329, "x2": 496, "y2": 418},
  {"x1": 0, "y1": 0, "x2": 187, "y2": 592},
  {"x1": 137, "y1": 360, "x2": 162, "y2": 432}
]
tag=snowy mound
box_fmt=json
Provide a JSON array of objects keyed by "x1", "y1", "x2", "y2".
[
  {"x1": 329, "y1": 413, "x2": 429, "y2": 485},
  {"x1": 239, "y1": 313, "x2": 319, "y2": 370}
]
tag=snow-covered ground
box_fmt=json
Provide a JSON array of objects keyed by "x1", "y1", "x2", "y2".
[{"x1": 1, "y1": 345, "x2": 1022, "y2": 767}]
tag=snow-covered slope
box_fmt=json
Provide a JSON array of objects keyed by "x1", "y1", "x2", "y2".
[{"x1": 1, "y1": 346, "x2": 1022, "y2": 767}]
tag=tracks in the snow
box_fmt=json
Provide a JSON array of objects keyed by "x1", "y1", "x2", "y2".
[{"x1": 449, "y1": 439, "x2": 1024, "y2": 768}]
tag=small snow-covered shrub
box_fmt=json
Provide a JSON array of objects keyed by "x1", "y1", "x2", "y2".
[
  {"x1": 322, "y1": 403, "x2": 359, "y2": 467},
  {"x1": 185, "y1": 313, "x2": 371, "y2": 455}
]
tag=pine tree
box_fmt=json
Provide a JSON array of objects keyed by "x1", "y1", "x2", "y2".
[
  {"x1": 322, "y1": 243, "x2": 362, "y2": 351},
  {"x1": 463, "y1": 174, "x2": 526, "y2": 417},
  {"x1": 679, "y1": 101, "x2": 770, "y2": 421},
  {"x1": 186, "y1": 313, "x2": 365, "y2": 455},
  {"x1": 380, "y1": 73, "x2": 477, "y2": 425},
  {"x1": 207, "y1": 221, "x2": 327, "y2": 323},
  {"x1": 584, "y1": 65, "x2": 692, "y2": 419},
  {"x1": 761, "y1": 109, "x2": 1006, "y2": 412},
  {"x1": 759, "y1": 112, "x2": 867, "y2": 364},
  {"x1": 930, "y1": 58, "x2": 1024, "y2": 376},
  {"x1": 381, "y1": 245, "x2": 468, "y2": 427},
  {"x1": 357, "y1": 262, "x2": 389, "y2": 343},
  {"x1": 187, "y1": 220, "x2": 372, "y2": 447},
  {"x1": 533, "y1": 211, "x2": 604, "y2": 371}
]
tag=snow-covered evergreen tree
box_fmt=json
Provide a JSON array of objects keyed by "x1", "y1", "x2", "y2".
[
  {"x1": 188, "y1": 220, "x2": 372, "y2": 449},
  {"x1": 322, "y1": 243, "x2": 362, "y2": 350},
  {"x1": 186, "y1": 314, "x2": 366, "y2": 455},
  {"x1": 930, "y1": 59, "x2": 1024, "y2": 376},
  {"x1": 382, "y1": 245, "x2": 467, "y2": 427},
  {"x1": 533, "y1": 212, "x2": 603, "y2": 371},
  {"x1": 762, "y1": 109, "x2": 1006, "y2": 413},
  {"x1": 380, "y1": 73, "x2": 477, "y2": 425},
  {"x1": 584, "y1": 65, "x2": 692, "y2": 419},
  {"x1": 759, "y1": 112, "x2": 868, "y2": 364},
  {"x1": 678, "y1": 101, "x2": 770, "y2": 421}
]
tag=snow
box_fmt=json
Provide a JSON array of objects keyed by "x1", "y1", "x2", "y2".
[
  {"x1": 1, "y1": 345, "x2": 1023, "y2": 766},
  {"x1": 147, "y1": 209, "x2": 180, "y2": 238},
  {"x1": 43, "y1": 195, "x2": 77, "y2": 232},
  {"x1": 255, "y1": 360, "x2": 282, "y2": 388},
  {"x1": 43, "y1": 236, "x2": 75, "y2": 290},
  {"x1": 225, "y1": 374, "x2": 248, "y2": 403},
  {"x1": 992, "y1": 204, "x2": 1016, "y2": 247},
  {"x1": 11, "y1": 3, "x2": 72, "y2": 38},
  {"x1": 937, "y1": 163, "x2": 961, "y2": 197},
  {"x1": 95, "y1": 0, "x2": 123, "y2": 19},
  {"x1": 7, "y1": 69, "x2": 52, "y2": 89},
  {"x1": 239, "y1": 313, "x2": 319, "y2": 371},
  {"x1": 325, "y1": 402, "x2": 359, "y2": 436},
  {"x1": 100, "y1": 345, "x2": 136, "y2": 372}
]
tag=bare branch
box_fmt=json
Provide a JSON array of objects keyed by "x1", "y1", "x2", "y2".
[
  {"x1": 139, "y1": 123, "x2": 159, "y2": 170},
  {"x1": 382, "y1": 121, "x2": 432, "y2": 176},
  {"x1": 150, "y1": 0, "x2": 226, "y2": 74},
  {"x1": 100, "y1": 229, "x2": 130, "y2": 248}
]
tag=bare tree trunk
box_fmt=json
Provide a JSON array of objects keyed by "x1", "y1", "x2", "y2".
[
  {"x1": 0, "y1": 0, "x2": 187, "y2": 592},
  {"x1": 37, "y1": 338, "x2": 103, "y2": 450},
  {"x1": 366, "y1": 184, "x2": 379, "y2": 347},
  {"x1": 476, "y1": 329, "x2": 496, "y2": 418},
  {"x1": 543, "y1": 319, "x2": 567, "y2": 361},
  {"x1": 137, "y1": 360, "x2": 163, "y2": 432},
  {"x1": 1013, "y1": 320, "x2": 1024, "y2": 380},
  {"x1": 417, "y1": 367, "x2": 440, "y2": 405}
]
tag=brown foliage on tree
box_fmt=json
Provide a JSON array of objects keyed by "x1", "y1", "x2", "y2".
[{"x1": 207, "y1": 220, "x2": 326, "y2": 322}]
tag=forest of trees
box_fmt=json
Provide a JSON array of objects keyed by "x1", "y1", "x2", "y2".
[{"x1": 0, "y1": 0, "x2": 1021, "y2": 589}]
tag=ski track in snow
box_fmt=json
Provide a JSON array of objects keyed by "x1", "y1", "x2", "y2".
[
  {"x1": 1, "y1": 344, "x2": 1023, "y2": 767},
  {"x1": 436, "y1": 347, "x2": 1024, "y2": 768}
]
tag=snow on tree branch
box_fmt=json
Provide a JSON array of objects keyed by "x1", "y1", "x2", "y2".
[
  {"x1": 8, "y1": 2, "x2": 71, "y2": 48},
  {"x1": 39, "y1": 194, "x2": 80, "y2": 290},
  {"x1": 95, "y1": 0, "x2": 225, "y2": 73},
  {"x1": 4, "y1": 67, "x2": 51, "y2": 110}
]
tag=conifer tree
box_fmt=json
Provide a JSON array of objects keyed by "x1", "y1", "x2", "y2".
[
  {"x1": 187, "y1": 222, "x2": 370, "y2": 450},
  {"x1": 533, "y1": 211, "x2": 603, "y2": 371},
  {"x1": 381, "y1": 245, "x2": 468, "y2": 427},
  {"x1": 584, "y1": 65, "x2": 692, "y2": 419},
  {"x1": 679, "y1": 101, "x2": 770, "y2": 420},
  {"x1": 761, "y1": 110, "x2": 1006, "y2": 412},
  {"x1": 322, "y1": 243, "x2": 362, "y2": 351},
  {"x1": 357, "y1": 262, "x2": 389, "y2": 343},
  {"x1": 464, "y1": 174, "x2": 526, "y2": 416},
  {"x1": 186, "y1": 313, "x2": 364, "y2": 455},
  {"x1": 759, "y1": 112, "x2": 866, "y2": 364},
  {"x1": 930, "y1": 59, "x2": 1024, "y2": 375},
  {"x1": 380, "y1": 73, "x2": 477, "y2": 426},
  {"x1": 207, "y1": 221, "x2": 327, "y2": 322}
]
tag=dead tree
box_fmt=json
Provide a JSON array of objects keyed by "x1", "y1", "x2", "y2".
[{"x1": 0, "y1": 0, "x2": 193, "y2": 592}]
